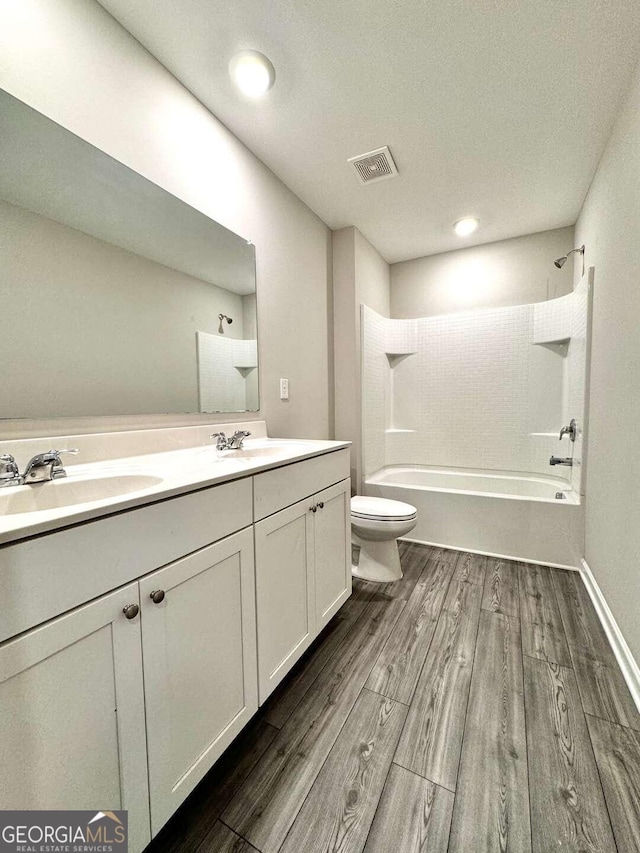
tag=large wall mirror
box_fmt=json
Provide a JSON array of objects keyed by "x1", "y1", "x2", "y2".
[{"x1": 0, "y1": 89, "x2": 259, "y2": 420}]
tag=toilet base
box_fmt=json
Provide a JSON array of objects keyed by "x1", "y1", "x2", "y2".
[{"x1": 351, "y1": 534, "x2": 403, "y2": 583}]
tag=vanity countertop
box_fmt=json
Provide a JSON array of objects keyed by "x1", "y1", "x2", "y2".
[{"x1": 0, "y1": 434, "x2": 350, "y2": 546}]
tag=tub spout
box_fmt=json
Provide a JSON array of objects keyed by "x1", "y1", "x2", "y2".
[{"x1": 549, "y1": 456, "x2": 573, "y2": 467}]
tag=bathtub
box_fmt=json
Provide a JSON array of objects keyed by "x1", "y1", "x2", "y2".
[{"x1": 365, "y1": 466, "x2": 584, "y2": 568}]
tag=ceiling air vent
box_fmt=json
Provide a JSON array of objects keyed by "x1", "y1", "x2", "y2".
[{"x1": 348, "y1": 146, "x2": 398, "y2": 185}]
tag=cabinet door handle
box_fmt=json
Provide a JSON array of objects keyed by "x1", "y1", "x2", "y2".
[
  {"x1": 309, "y1": 504, "x2": 317, "y2": 513},
  {"x1": 317, "y1": 501, "x2": 324, "y2": 509},
  {"x1": 150, "y1": 589, "x2": 166, "y2": 604},
  {"x1": 122, "y1": 603, "x2": 139, "y2": 620}
]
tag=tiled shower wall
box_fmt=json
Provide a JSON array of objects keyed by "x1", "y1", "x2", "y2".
[
  {"x1": 362, "y1": 277, "x2": 590, "y2": 491},
  {"x1": 197, "y1": 332, "x2": 259, "y2": 413}
]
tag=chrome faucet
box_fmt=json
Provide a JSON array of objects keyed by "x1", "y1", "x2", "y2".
[
  {"x1": 210, "y1": 430, "x2": 251, "y2": 451},
  {"x1": 22, "y1": 449, "x2": 79, "y2": 483},
  {"x1": 228, "y1": 430, "x2": 251, "y2": 450},
  {"x1": 559, "y1": 418, "x2": 577, "y2": 442},
  {"x1": 0, "y1": 454, "x2": 21, "y2": 487},
  {"x1": 549, "y1": 456, "x2": 573, "y2": 467}
]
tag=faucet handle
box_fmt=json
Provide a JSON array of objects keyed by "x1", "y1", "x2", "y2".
[
  {"x1": 49, "y1": 449, "x2": 79, "y2": 479},
  {"x1": 22, "y1": 448, "x2": 79, "y2": 483},
  {"x1": 210, "y1": 432, "x2": 228, "y2": 450},
  {"x1": 559, "y1": 419, "x2": 577, "y2": 442},
  {"x1": 47, "y1": 449, "x2": 79, "y2": 464},
  {"x1": 0, "y1": 454, "x2": 20, "y2": 483}
]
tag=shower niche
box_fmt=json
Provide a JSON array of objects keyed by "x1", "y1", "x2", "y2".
[
  {"x1": 527, "y1": 340, "x2": 569, "y2": 435},
  {"x1": 385, "y1": 351, "x2": 417, "y2": 433}
]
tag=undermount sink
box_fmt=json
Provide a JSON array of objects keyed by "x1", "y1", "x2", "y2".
[
  {"x1": 198, "y1": 439, "x2": 322, "y2": 462},
  {"x1": 225, "y1": 445, "x2": 292, "y2": 460},
  {"x1": 0, "y1": 473, "x2": 163, "y2": 515}
]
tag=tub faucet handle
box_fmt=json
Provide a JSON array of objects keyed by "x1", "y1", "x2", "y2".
[{"x1": 559, "y1": 419, "x2": 577, "y2": 442}]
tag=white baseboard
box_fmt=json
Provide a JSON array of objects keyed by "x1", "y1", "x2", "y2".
[
  {"x1": 399, "y1": 537, "x2": 579, "y2": 571},
  {"x1": 579, "y1": 558, "x2": 640, "y2": 715}
]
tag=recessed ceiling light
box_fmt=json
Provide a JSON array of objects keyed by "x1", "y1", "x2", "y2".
[
  {"x1": 453, "y1": 216, "x2": 479, "y2": 237},
  {"x1": 229, "y1": 50, "x2": 275, "y2": 98}
]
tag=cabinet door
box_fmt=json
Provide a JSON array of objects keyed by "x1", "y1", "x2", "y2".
[
  {"x1": 0, "y1": 584, "x2": 150, "y2": 853},
  {"x1": 254, "y1": 497, "x2": 315, "y2": 703},
  {"x1": 139, "y1": 528, "x2": 258, "y2": 835},
  {"x1": 314, "y1": 479, "x2": 352, "y2": 631}
]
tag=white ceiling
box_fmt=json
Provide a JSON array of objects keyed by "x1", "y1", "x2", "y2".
[{"x1": 99, "y1": 0, "x2": 640, "y2": 263}]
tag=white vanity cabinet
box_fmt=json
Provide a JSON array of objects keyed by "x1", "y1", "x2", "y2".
[
  {"x1": 138, "y1": 528, "x2": 257, "y2": 834},
  {"x1": 254, "y1": 497, "x2": 316, "y2": 701},
  {"x1": 0, "y1": 442, "x2": 350, "y2": 852},
  {"x1": 253, "y1": 451, "x2": 351, "y2": 703},
  {"x1": 0, "y1": 583, "x2": 152, "y2": 853},
  {"x1": 312, "y1": 480, "x2": 351, "y2": 630}
]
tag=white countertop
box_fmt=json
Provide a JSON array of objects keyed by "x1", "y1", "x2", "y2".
[{"x1": 0, "y1": 436, "x2": 350, "y2": 545}]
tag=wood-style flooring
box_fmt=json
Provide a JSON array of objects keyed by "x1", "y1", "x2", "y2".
[{"x1": 144, "y1": 544, "x2": 640, "y2": 853}]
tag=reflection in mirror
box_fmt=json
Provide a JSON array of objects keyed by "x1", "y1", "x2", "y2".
[{"x1": 0, "y1": 89, "x2": 258, "y2": 420}]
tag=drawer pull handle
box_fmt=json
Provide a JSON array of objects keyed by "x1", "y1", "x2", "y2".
[
  {"x1": 150, "y1": 589, "x2": 166, "y2": 605},
  {"x1": 310, "y1": 504, "x2": 317, "y2": 513},
  {"x1": 317, "y1": 501, "x2": 325, "y2": 509},
  {"x1": 123, "y1": 604, "x2": 139, "y2": 620}
]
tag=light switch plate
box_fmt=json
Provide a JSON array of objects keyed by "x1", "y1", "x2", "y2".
[{"x1": 280, "y1": 378, "x2": 289, "y2": 400}]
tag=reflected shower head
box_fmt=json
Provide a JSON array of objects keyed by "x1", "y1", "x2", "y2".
[
  {"x1": 218, "y1": 313, "x2": 233, "y2": 334},
  {"x1": 554, "y1": 245, "x2": 585, "y2": 270}
]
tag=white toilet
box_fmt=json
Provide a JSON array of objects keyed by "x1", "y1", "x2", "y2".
[{"x1": 351, "y1": 496, "x2": 418, "y2": 583}]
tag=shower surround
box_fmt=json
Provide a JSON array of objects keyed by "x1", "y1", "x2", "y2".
[{"x1": 362, "y1": 272, "x2": 591, "y2": 567}]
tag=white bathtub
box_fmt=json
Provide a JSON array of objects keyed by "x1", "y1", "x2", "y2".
[{"x1": 365, "y1": 465, "x2": 584, "y2": 568}]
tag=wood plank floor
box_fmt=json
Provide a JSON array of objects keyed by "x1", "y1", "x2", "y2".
[{"x1": 144, "y1": 544, "x2": 640, "y2": 853}]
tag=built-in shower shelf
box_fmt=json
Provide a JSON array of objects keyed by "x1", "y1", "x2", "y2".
[
  {"x1": 532, "y1": 337, "x2": 570, "y2": 347},
  {"x1": 234, "y1": 365, "x2": 257, "y2": 377},
  {"x1": 385, "y1": 429, "x2": 416, "y2": 435},
  {"x1": 385, "y1": 352, "x2": 416, "y2": 368}
]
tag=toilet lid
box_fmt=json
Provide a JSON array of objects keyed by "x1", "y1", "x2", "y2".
[{"x1": 351, "y1": 495, "x2": 417, "y2": 521}]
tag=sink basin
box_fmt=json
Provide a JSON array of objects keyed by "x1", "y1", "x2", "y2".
[
  {"x1": 197, "y1": 439, "x2": 322, "y2": 463},
  {"x1": 225, "y1": 446, "x2": 292, "y2": 460},
  {"x1": 0, "y1": 473, "x2": 163, "y2": 515}
]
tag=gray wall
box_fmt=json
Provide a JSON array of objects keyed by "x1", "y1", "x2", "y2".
[
  {"x1": 333, "y1": 226, "x2": 390, "y2": 488},
  {"x1": 355, "y1": 229, "x2": 391, "y2": 317},
  {"x1": 0, "y1": 0, "x2": 332, "y2": 439},
  {"x1": 391, "y1": 227, "x2": 575, "y2": 318},
  {"x1": 575, "y1": 57, "x2": 640, "y2": 664}
]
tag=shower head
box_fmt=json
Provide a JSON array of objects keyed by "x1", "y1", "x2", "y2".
[
  {"x1": 554, "y1": 245, "x2": 585, "y2": 270},
  {"x1": 218, "y1": 313, "x2": 233, "y2": 334}
]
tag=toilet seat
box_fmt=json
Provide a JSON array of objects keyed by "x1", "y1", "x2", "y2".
[{"x1": 351, "y1": 495, "x2": 417, "y2": 522}]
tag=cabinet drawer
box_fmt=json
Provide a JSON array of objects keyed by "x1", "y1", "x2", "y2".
[
  {"x1": 0, "y1": 478, "x2": 252, "y2": 643},
  {"x1": 253, "y1": 448, "x2": 350, "y2": 521}
]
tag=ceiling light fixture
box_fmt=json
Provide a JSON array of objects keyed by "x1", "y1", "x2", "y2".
[
  {"x1": 229, "y1": 50, "x2": 275, "y2": 98},
  {"x1": 453, "y1": 216, "x2": 479, "y2": 237}
]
